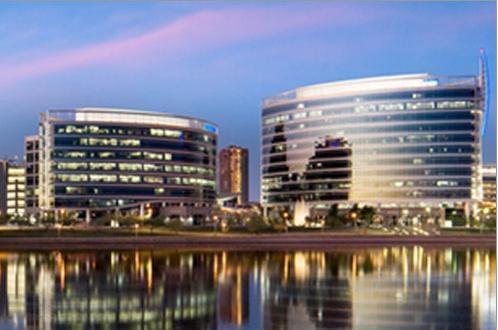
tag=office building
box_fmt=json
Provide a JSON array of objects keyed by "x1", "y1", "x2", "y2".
[
  {"x1": 0, "y1": 160, "x2": 26, "y2": 218},
  {"x1": 262, "y1": 64, "x2": 487, "y2": 225},
  {"x1": 481, "y1": 164, "x2": 496, "y2": 204},
  {"x1": 480, "y1": 164, "x2": 496, "y2": 218},
  {"x1": 30, "y1": 108, "x2": 218, "y2": 223},
  {"x1": 25, "y1": 135, "x2": 40, "y2": 217},
  {"x1": 219, "y1": 145, "x2": 249, "y2": 205}
]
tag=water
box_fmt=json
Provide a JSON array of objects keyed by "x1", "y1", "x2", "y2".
[{"x1": 0, "y1": 247, "x2": 494, "y2": 329}]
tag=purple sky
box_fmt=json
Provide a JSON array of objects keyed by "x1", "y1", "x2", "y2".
[{"x1": 0, "y1": 2, "x2": 495, "y2": 201}]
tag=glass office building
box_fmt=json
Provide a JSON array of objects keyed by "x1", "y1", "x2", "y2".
[
  {"x1": 36, "y1": 108, "x2": 218, "y2": 222},
  {"x1": 262, "y1": 72, "x2": 486, "y2": 225}
]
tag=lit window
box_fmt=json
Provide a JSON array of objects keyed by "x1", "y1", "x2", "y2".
[
  {"x1": 89, "y1": 174, "x2": 117, "y2": 182},
  {"x1": 120, "y1": 139, "x2": 140, "y2": 147},
  {"x1": 120, "y1": 175, "x2": 140, "y2": 183},
  {"x1": 119, "y1": 163, "x2": 142, "y2": 171},
  {"x1": 144, "y1": 152, "x2": 163, "y2": 160},
  {"x1": 144, "y1": 176, "x2": 163, "y2": 184}
]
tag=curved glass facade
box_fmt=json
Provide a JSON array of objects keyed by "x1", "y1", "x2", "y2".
[
  {"x1": 38, "y1": 108, "x2": 218, "y2": 217},
  {"x1": 261, "y1": 74, "x2": 483, "y2": 216}
]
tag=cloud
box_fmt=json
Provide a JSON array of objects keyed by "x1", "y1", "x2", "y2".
[{"x1": 0, "y1": 5, "x2": 383, "y2": 88}]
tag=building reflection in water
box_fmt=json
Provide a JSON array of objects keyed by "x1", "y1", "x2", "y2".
[{"x1": 0, "y1": 247, "x2": 494, "y2": 329}]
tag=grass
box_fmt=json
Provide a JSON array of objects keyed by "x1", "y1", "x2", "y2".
[
  {"x1": 0, "y1": 225, "x2": 493, "y2": 238},
  {"x1": 440, "y1": 227, "x2": 496, "y2": 235}
]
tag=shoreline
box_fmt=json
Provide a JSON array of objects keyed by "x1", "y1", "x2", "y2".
[{"x1": 0, "y1": 233, "x2": 494, "y2": 251}]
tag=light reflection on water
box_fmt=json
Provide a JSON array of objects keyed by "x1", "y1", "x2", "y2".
[{"x1": 0, "y1": 247, "x2": 494, "y2": 330}]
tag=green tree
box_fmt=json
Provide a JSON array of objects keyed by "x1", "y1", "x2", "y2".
[
  {"x1": 246, "y1": 215, "x2": 269, "y2": 233},
  {"x1": 484, "y1": 215, "x2": 496, "y2": 229},
  {"x1": 359, "y1": 206, "x2": 375, "y2": 224},
  {"x1": 325, "y1": 204, "x2": 344, "y2": 229},
  {"x1": 164, "y1": 218, "x2": 183, "y2": 233},
  {"x1": 349, "y1": 204, "x2": 360, "y2": 228},
  {"x1": 92, "y1": 213, "x2": 113, "y2": 227},
  {"x1": 267, "y1": 216, "x2": 287, "y2": 232},
  {"x1": 0, "y1": 214, "x2": 9, "y2": 225}
]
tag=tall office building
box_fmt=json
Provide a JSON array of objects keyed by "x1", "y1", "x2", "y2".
[
  {"x1": 25, "y1": 135, "x2": 40, "y2": 217},
  {"x1": 29, "y1": 108, "x2": 218, "y2": 223},
  {"x1": 0, "y1": 160, "x2": 26, "y2": 218},
  {"x1": 481, "y1": 164, "x2": 496, "y2": 207},
  {"x1": 219, "y1": 146, "x2": 249, "y2": 205},
  {"x1": 261, "y1": 59, "x2": 487, "y2": 225}
]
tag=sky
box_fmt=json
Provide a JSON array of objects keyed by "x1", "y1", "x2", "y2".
[{"x1": 0, "y1": 1, "x2": 496, "y2": 202}]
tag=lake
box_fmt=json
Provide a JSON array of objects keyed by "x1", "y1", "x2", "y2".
[{"x1": 0, "y1": 246, "x2": 494, "y2": 329}]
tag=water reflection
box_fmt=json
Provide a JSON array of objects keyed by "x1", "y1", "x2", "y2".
[{"x1": 0, "y1": 247, "x2": 494, "y2": 329}]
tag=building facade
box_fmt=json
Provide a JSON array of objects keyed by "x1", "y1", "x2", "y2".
[
  {"x1": 25, "y1": 136, "x2": 40, "y2": 217},
  {"x1": 219, "y1": 145, "x2": 249, "y2": 205},
  {"x1": 31, "y1": 108, "x2": 218, "y2": 223},
  {"x1": 262, "y1": 72, "x2": 486, "y2": 225},
  {"x1": 480, "y1": 164, "x2": 496, "y2": 215},
  {"x1": 0, "y1": 160, "x2": 26, "y2": 218}
]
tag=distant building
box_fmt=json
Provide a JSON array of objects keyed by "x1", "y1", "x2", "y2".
[
  {"x1": 219, "y1": 146, "x2": 249, "y2": 205},
  {"x1": 261, "y1": 61, "x2": 487, "y2": 225},
  {"x1": 27, "y1": 108, "x2": 218, "y2": 223},
  {"x1": 25, "y1": 135, "x2": 40, "y2": 217},
  {"x1": 0, "y1": 160, "x2": 7, "y2": 217},
  {"x1": 481, "y1": 164, "x2": 496, "y2": 208},
  {"x1": 0, "y1": 160, "x2": 26, "y2": 218}
]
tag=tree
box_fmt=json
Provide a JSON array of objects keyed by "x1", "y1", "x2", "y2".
[
  {"x1": 359, "y1": 206, "x2": 375, "y2": 224},
  {"x1": 146, "y1": 216, "x2": 166, "y2": 227},
  {"x1": 164, "y1": 218, "x2": 183, "y2": 233},
  {"x1": 326, "y1": 204, "x2": 344, "y2": 229},
  {"x1": 484, "y1": 215, "x2": 496, "y2": 229},
  {"x1": 245, "y1": 215, "x2": 269, "y2": 233},
  {"x1": 267, "y1": 216, "x2": 287, "y2": 232},
  {"x1": 349, "y1": 204, "x2": 360, "y2": 228},
  {"x1": 92, "y1": 213, "x2": 113, "y2": 227},
  {"x1": 0, "y1": 214, "x2": 9, "y2": 225}
]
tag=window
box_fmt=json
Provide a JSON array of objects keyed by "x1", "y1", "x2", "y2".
[
  {"x1": 57, "y1": 162, "x2": 88, "y2": 170},
  {"x1": 89, "y1": 174, "x2": 117, "y2": 182},
  {"x1": 144, "y1": 176, "x2": 163, "y2": 184},
  {"x1": 88, "y1": 138, "x2": 118, "y2": 146},
  {"x1": 144, "y1": 151, "x2": 163, "y2": 160},
  {"x1": 56, "y1": 174, "x2": 88, "y2": 182},
  {"x1": 144, "y1": 164, "x2": 162, "y2": 172},
  {"x1": 89, "y1": 162, "x2": 116, "y2": 171},
  {"x1": 119, "y1": 163, "x2": 142, "y2": 171},
  {"x1": 120, "y1": 139, "x2": 140, "y2": 147},
  {"x1": 120, "y1": 175, "x2": 140, "y2": 183}
]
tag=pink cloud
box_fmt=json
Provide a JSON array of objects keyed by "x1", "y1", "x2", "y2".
[{"x1": 0, "y1": 6, "x2": 382, "y2": 88}]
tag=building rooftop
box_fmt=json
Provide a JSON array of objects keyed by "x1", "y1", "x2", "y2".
[
  {"x1": 262, "y1": 74, "x2": 479, "y2": 108},
  {"x1": 42, "y1": 107, "x2": 218, "y2": 134}
]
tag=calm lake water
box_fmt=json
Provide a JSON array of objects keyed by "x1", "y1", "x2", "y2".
[{"x1": 0, "y1": 247, "x2": 494, "y2": 330}]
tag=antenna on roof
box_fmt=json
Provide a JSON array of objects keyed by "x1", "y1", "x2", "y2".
[{"x1": 479, "y1": 48, "x2": 490, "y2": 137}]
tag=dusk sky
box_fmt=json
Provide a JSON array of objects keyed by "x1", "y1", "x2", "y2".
[{"x1": 0, "y1": 2, "x2": 495, "y2": 201}]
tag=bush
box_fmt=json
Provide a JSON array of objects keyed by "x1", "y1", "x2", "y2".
[
  {"x1": 325, "y1": 204, "x2": 346, "y2": 229},
  {"x1": 118, "y1": 215, "x2": 141, "y2": 227},
  {"x1": 246, "y1": 215, "x2": 270, "y2": 233},
  {"x1": 92, "y1": 214, "x2": 112, "y2": 227},
  {"x1": 145, "y1": 216, "x2": 166, "y2": 227},
  {"x1": 484, "y1": 216, "x2": 496, "y2": 229},
  {"x1": 360, "y1": 206, "x2": 375, "y2": 223},
  {"x1": 327, "y1": 216, "x2": 345, "y2": 229},
  {"x1": 164, "y1": 218, "x2": 183, "y2": 232},
  {"x1": 448, "y1": 215, "x2": 466, "y2": 227},
  {"x1": 0, "y1": 214, "x2": 10, "y2": 225}
]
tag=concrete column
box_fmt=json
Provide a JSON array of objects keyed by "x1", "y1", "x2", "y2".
[
  {"x1": 464, "y1": 202, "x2": 471, "y2": 227},
  {"x1": 139, "y1": 204, "x2": 144, "y2": 217},
  {"x1": 438, "y1": 207, "x2": 445, "y2": 227},
  {"x1": 85, "y1": 209, "x2": 90, "y2": 223}
]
